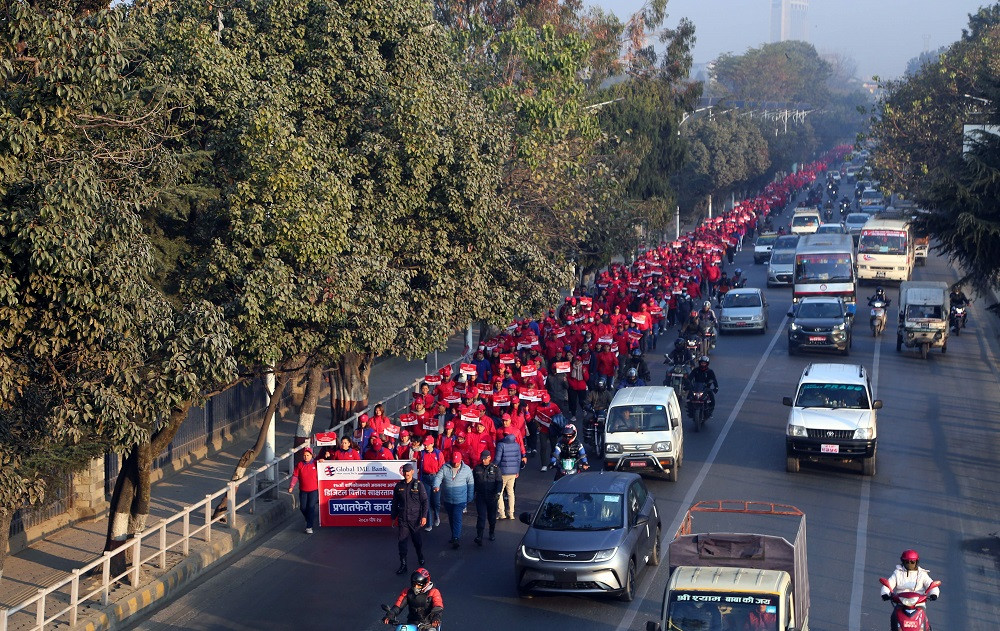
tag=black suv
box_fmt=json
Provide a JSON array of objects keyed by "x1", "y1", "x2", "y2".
[{"x1": 787, "y1": 296, "x2": 853, "y2": 356}]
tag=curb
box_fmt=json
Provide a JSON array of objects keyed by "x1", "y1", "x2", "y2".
[{"x1": 74, "y1": 495, "x2": 293, "y2": 631}]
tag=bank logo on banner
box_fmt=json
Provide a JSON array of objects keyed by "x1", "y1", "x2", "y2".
[{"x1": 317, "y1": 460, "x2": 410, "y2": 527}]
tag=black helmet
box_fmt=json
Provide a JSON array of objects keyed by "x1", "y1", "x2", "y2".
[
  {"x1": 875, "y1": 286, "x2": 885, "y2": 297},
  {"x1": 674, "y1": 338, "x2": 686, "y2": 350},
  {"x1": 631, "y1": 347, "x2": 642, "y2": 358},
  {"x1": 627, "y1": 367, "x2": 638, "y2": 380},
  {"x1": 596, "y1": 377, "x2": 607, "y2": 390},
  {"x1": 698, "y1": 355, "x2": 710, "y2": 367},
  {"x1": 563, "y1": 424, "x2": 577, "y2": 440},
  {"x1": 411, "y1": 568, "x2": 430, "y2": 593}
]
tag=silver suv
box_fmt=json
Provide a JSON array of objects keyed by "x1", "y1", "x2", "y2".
[{"x1": 515, "y1": 471, "x2": 661, "y2": 601}]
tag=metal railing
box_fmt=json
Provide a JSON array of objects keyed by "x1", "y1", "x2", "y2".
[{"x1": 0, "y1": 444, "x2": 305, "y2": 631}]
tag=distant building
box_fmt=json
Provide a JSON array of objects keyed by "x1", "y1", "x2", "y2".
[{"x1": 770, "y1": 0, "x2": 809, "y2": 43}]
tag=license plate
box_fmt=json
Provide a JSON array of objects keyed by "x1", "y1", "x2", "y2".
[
  {"x1": 737, "y1": 322, "x2": 748, "y2": 327},
  {"x1": 875, "y1": 271, "x2": 886, "y2": 278},
  {"x1": 808, "y1": 336, "x2": 826, "y2": 342},
  {"x1": 820, "y1": 444, "x2": 840, "y2": 454},
  {"x1": 629, "y1": 461, "x2": 645, "y2": 468}
]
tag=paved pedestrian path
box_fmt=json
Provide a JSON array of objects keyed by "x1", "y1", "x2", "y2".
[{"x1": 0, "y1": 333, "x2": 467, "y2": 630}]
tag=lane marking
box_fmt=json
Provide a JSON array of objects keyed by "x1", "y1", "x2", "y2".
[
  {"x1": 848, "y1": 328, "x2": 880, "y2": 630},
  {"x1": 615, "y1": 314, "x2": 789, "y2": 631}
]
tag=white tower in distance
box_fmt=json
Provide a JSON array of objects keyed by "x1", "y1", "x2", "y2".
[{"x1": 770, "y1": 0, "x2": 809, "y2": 44}]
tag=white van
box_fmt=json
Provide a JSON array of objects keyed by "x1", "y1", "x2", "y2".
[
  {"x1": 790, "y1": 208, "x2": 821, "y2": 234},
  {"x1": 601, "y1": 386, "x2": 683, "y2": 481}
]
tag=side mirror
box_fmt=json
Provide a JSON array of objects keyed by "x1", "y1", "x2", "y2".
[
  {"x1": 646, "y1": 623, "x2": 662, "y2": 631},
  {"x1": 786, "y1": 311, "x2": 795, "y2": 318},
  {"x1": 872, "y1": 400, "x2": 883, "y2": 410},
  {"x1": 635, "y1": 515, "x2": 649, "y2": 528},
  {"x1": 519, "y1": 512, "x2": 533, "y2": 525},
  {"x1": 782, "y1": 396, "x2": 793, "y2": 407}
]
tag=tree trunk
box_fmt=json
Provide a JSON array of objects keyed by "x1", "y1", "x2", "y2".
[
  {"x1": 328, "y1": 351, "x2": 372, "y2": 429},
  {"x1": 0, "y1": 508, "x2": 13, "y2": 584},
  {"x1": 102, "y1": 404, "x2": 191, "y2": 582},
  {"x1": 293, "y1": 364, "x2": 324, "y2": 460},
  {"x1": 212, "y1": 368, "x2": 293, "y2": 520},
  {"x1": 478, "y1": 322, "x2": 502, "y2": 346}
]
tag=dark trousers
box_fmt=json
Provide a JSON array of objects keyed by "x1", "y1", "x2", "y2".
[
  {"x1": 420, "y1": 473, "x2": 440, "y2": 524},
  {"x1": 299, "y1": 490, "x2": 318, "y2": 529},
  {"x1": 397, "y1": 523, "x2": 424, "y2": 559},
  {"x1": 568, "y1": 389, "x2": 587, "y2": 417},
  {"x1": 475, "y1": 493, "x2": 499, "y2": 537}
]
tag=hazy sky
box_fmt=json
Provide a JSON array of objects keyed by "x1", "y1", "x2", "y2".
[{"x1": 590, "y1": 0, "x2": 992, "y2": 80}]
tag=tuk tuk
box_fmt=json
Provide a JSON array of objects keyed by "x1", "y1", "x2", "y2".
[{"x1": 896, "y1": 281, "x2": 949, "y2": 359}]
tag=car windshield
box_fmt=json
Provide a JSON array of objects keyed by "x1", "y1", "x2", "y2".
[
  {"x1": 666, "y1": 594, "x2": 779, "y2": 631},
  {"x1": 795, "y1": 383, "x2": 870, "y2": 409},
  {"x1": 532, "y1": 492, "x2": 623, "y2": 531},
  {"x1": 607, "y1": 404, "x2": 670, "y2": 433},
  {"x1": 791, "y1": 215, "x2": 819, "y2": 227},
  {"x1": 816, "y1": 225, "x2": 843, "y2": 234},
  {"x1": 722, "y1": 293, "x2": 762, "y2": 308},
  {"x1": 769, "y1": 250, "x2": 794, "y2": 265},
  {"x1": 755, "y1": 235, "x2": 777, "y2": 246},
  {"x1": 795, "y1": 302, "x2": 844, "y2": 319},
  {"x1": 846, "y1": 214, "x2": 869, "y2": 225},
  {"x1": 774, "y1": 235, "x2": 800, "y2": 249}
]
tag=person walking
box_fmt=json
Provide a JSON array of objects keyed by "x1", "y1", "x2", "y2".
[
  {"x1": 494, "y1": 429, "x2": 525, "y2": 520},
  {"x1": 389, "y1": 462, "x2": 429, "y2": 575},
  {"x1": 472, "y1": 451, "x2": 502, "y2": 545},
  {"x1": 439, "y1": 451, "x2": 474, "y2": 549},
  {"x1": 288, "y1": 448, "x2": 319, "y2": 534},
  {"x1": 417, "y1": 436, "x2": 445, "y2": 532}
]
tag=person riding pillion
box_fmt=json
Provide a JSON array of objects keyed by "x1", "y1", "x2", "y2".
[{"x1": 383, "y1": 567, "x2": 444, "y2": 629}]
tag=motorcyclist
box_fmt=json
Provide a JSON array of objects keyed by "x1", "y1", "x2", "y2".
[
  {"x1": 880, "y1": 549, "x2": 939, "y2": 608},
  {"x1": 584, "y1": 377, "x2": 613, "y2": 415},
  {"x1": 697, "y1": 301, "x2": 718, "y2": 331},
  {"x1": 867, "y1": 286, "x2": 889, "y2": 304},
  {"x1": 685, "y1": 356, "x2": 719, "y2": 416},
  {"x1": 731, "y1": 268, "x2": 745, "y2": 288},
  {"x1": 666, "y1": 337, "x2": 695, "y2": 369},
  {"x1": 550, "y1": 424, "x2": 589, "y2": 479},
  {"x1": 949, "y1": 285, "x2": 970, "y2": 308},
  {"x1": 679, "y1": 311, "x2": 702, "y2": 340},
  {"x1": 617, "y1": 367, "x2": 646, "y2": 389},
  {"x1": 619, "y1": 347, "x2": 651, "y2": 384},
  {"x1": 384, "y1": 567, "x2": 443, "y2": 629}
]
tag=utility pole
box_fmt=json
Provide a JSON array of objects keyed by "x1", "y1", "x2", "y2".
[{"x1": 708, "y1": 194, "x2": 713, "y2": 219}]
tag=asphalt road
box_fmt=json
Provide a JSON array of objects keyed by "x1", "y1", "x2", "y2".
[{"x1": 128, "y1": 191, "x2": 1000, "y2": 631}]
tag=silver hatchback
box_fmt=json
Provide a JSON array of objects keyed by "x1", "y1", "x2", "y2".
[{"x1": 515, "y1": 472, "x2": 661, "y2": 602}]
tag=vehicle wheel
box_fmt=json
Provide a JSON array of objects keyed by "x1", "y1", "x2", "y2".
[
  {"x1": 941, "y1": 342, "x2": 947, "y2": 354},
  {"x1": 786, "y1": 456, "x2": 800, "y2": 473},
  {"x1": 861, "y1": 455, "x2": 876, "y2": 477},
  {"x1": 691, "y1": 408, "x2": 702, "y2": 432},
  {"x1": 841, "y1": 342, "x2": 850, "y2": 356},
  {"x1": 668, "y1": 461, "x2": 679, "y2": 482},
  {"x1": 648, "y1": 526, "x2": 662, "y2": 566},
  {"x1": 920, "y1": 343, "x2": 929, "y2": 359},
  {"x1": 954, "y1": 324, "x2": 961, "y2": 337},
  {"x1": 787, "y1": 344, "x2": 796, "y2": 356},
  {"x1": 896, "y1": 336, "x2": 902, "y2": 352},
  {"x1": 618, "y1": 559, "x2": 636, "y2": 602}
]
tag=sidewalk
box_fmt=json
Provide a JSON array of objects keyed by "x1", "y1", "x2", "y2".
[{"x1": 0, "y1": 333, "x2": 467, "y2": 631}]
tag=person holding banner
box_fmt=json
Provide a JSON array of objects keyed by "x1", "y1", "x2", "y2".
[
  {"x1": 288, "y1": 448, "x2": 319, "y2": 534},
  {"x1": 364, "y1": 436, "x2": 394, "y2": 460},
  {"x1": 390, "y1": 463, "x2": 429, "y2": 575},
  {"x1": 330, "y1": 435, "x2": 361, "y2": 460},
  {"x1": 439, "y1": 452, "x2": 474, "y2": 549}
]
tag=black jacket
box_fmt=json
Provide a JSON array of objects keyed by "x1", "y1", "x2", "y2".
[
  {"x1": 687, "y1": 367, "x2": 719, "y2": 391},
  {"x1": 472, "y1": 461, "x2": 503, "y2": 497},
  {"x1": 390, "y1": 477, "x2": 429, "y2": 526}
]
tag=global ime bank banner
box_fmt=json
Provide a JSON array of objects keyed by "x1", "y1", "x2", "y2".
[{"x1": 317, "y1": 460, "x2": 412, "y2": 527}]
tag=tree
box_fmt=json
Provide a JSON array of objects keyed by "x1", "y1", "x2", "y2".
[
  {"x1": 713, "y1": 41, "x2": 831, "y2": 105},
  {"x1": 677, "y1": 112, "x2": 770, "y2": 210}
]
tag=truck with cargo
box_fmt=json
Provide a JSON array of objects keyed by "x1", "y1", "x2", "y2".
[
  {"x1": 897, "y1": 281, "x2": 949, "y2": 358},
  {"x1": 647, "y1": 501, "x2": 809, "y2": 631}
]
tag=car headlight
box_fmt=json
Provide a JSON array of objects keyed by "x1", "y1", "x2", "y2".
[
  {"x1": 833, "y1": 322, "x2": 846, "y2": 331},
  {"x1": 652, "y1": 441, "x2": 671, "y2": 452},
  {"x1": 854, "y1": 427, "x2": 873, "y2": 440},
  {"x1": 605, "y1": 443, "x2": 622, "y2": 454},
  {"x1": 593, "y1": 548, "x2": 617, "y2": 561},
  {"x1": 789, "y1": 322, "x2": 801, "y2": 331},
  {"x1": 788, "y1": 424, "x2": 807, "y2": 437},
  {"x1": 520, "y1": 545, "x2": 541, "y2": 561}
]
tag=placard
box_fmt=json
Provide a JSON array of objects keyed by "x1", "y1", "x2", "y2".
[
  {"x1": 521, "y1": 365, "x2": 538, "y2": 378},
  {"x1": 382, "y1": 424, "x2": 400, "y2": 438},
  {"x1": 631, "y1": 313, "x2": 648, "y2": 326},
  {"x1": 477, "y1": 383, "x2": 493, "y2": 396},
  {"x1": 399, "y1": 414, "x2": 418, "y2": 427},
  {"x1": 318, "y1": 460, "x2": 409, "y2": 527},
  {"x1": 460, "y1": 363, "x2": 477, "y2": 376},
  {"x1": 423, "y1": 374, "x2": 442, "y2": 386},
  {"x1": 492, "y1": 393, "x2": 510, "y2": 407},
  {"x1": 499, "y1": 353, "x2": 515, "y2": 364},
  {"x1": 553, "y1": 361, "x2": 570, "y2": 374},
  {"x1": 314, "y1": 432, "x2": 339, "y2": 446}
]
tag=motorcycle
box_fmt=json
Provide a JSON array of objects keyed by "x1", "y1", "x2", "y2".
[
  {"x1": 553, "y1": 455, "x2": 585, "y2": 480},
  {"x1": 950, "y1": 305, "x2": 967, "y2": 335},
  {"x1": 684, "y1": 335, "x2": 700, "y2": 357},
  {"x1": 664, "y1": 360, "x2": 690, "y2": 400},
  {"x1": 732, "y1": 275, "x2": 747, "y2": 289},
  {"x1": 840, "y1": 200, "x2": 850, "y2": 215},
  {"x1": 582, "y1": 410, "x2": 606, "y2": 458},
  {"x1": 686, "y1": 382, "x2": 714, "y2": 432},
  {"x1": 381, "y1": 605, "x2": 441, "y2": 631},
  {"x1": 699, "y1": 321, "x2": 717, "y2": 356},
  {"x1": 878, "y1": 577, "x2": 941, "y2": 631},
  {"x1": 869, "y1": 298, "x2": 889, "y2": 336}
]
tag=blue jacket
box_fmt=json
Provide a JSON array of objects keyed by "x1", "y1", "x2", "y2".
[
  {"x1": 494, "y1": 434, "x2": 523, "y2": 476},
  {"x1": 439, "y1": 462, "x2": 475, "y2": 505}
]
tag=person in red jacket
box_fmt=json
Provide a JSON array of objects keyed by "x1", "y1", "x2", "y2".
[
  {"x1": 595, "y1": 343, "x2": 619, "y2": 387},
  {"x1": 364, "y1": 436, "x2": 394, "y2": 460},
  {"x1": 395, "y1": 431, "x2": 415, "y2": 460},
  {"x1": 418, "y1": 436, "x2": 446, "y2": 531},
  {"x1": 288, "y1": 448, "x2": 319, "y2": 533},
  {"x1": 330, "y1": 435, "x2": 361, "y2": 460},
  {"x1": 535, "y1": 392, "x2": 562, "y2": 471},
  {"x1": 437, "y1": 421, "x2": 457, "y2": 456},
  {"x1": 370, "y1": 404, "x2": 391, "y2": 437},
  {"x1": 465, "y1": 420, "x2": 495, "y2": 467}
]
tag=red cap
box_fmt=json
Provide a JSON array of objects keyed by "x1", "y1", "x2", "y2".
[
  {"x1": 370, "y1": 437, "x2": 382, "y2": 448},
  {"x1": 423, "y1": 436, "x2": 435, "y2": 445},
  {"x1": 541, "y1": 392, "x2": 551, "y2": 403},
  {"x1": 445, "y1": 421, "x2": 455, "y2": 430},
  {"x1": 451, "y1": 451, "x2": 463, "y2": 464}
]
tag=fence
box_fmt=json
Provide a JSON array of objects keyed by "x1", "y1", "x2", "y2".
[
  {"x1": 8, "y1": 474, "x2": 75, "y2": 539},
  {"x1": 0, "y1": 444, "x2": 305, "y2": 631}
]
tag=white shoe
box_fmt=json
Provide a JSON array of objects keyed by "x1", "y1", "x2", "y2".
[
  {"x1": 305, "y1": 528, "x2": 313, "y2": 534},
  {"x1": 540, "y1": 466, "x2": 548, "y2": 472},
  {"x1": 434, "y1": 516, "x2": 440, "y2": 527},
  {"x1": 424, "y1": 525, "x2": 433, "y2": 532}
]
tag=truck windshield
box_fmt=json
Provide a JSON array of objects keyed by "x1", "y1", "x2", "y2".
[
  {"x1": 795, "y1": 383, "x2": 869, "y2": 409},
  {"x1": 795, "y1": 254, "x2": 853, "y2": 283},
  {"x1": 607, "y1": 405, "x2": 670, "y2": 433},
  {"x1": 859, "y1": 232, "x2": 907, "y2": 254},
  {"x1": 531, "y1": 492, "x2": 623, "y2": 531},
  {"x1": 667, "y1": 593, "x2": 779, "y2": 631},
  {"x1": 791, "y1": 215, "x2": 818, "y2": 228}
]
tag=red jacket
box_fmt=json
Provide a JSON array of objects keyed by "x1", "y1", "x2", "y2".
[
  {"x1": 363, "y1": 447, "x2": 395, "y2": 460},
  {"x1": 290, "y1": 460, "x2": 318, "y2": 492},
  {"x1": 418, "y1": 448, "x2": 445, "y2": 476},
  {"x1": 330, "y1": 447, "x2": 361, "y2": 461}
]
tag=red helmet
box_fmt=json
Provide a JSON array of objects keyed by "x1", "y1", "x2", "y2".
[{"x1": 900, "y1": 549, "x2": 919, "y2": 564}]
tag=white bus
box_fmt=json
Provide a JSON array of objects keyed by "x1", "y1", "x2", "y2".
[
  {"x1": 793, "y1": 233, "x2": 856, "y2": 305},
  {"x1": 857, "y1": 218, "x2": 914, "y2": 283}
]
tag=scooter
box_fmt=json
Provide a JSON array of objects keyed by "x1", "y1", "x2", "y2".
[
  {"x1": 878, "y1": 577, "x2": 941, "y2": 631},
  {"x1": 950, "y1": 305, "x2": 967, "y2": 335},
  {"x1": 381, "y1": 604, "x2": 441, "y2": 631},
  {"x1": 699, "y1": 321, "x2": 717, "y2": 356},
  {"x1": 686, "y1": 382, "x2": 714, "y2": 432},
  {"x1": 869, "y1": 298, "x2": 889, "y2": 336}
]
